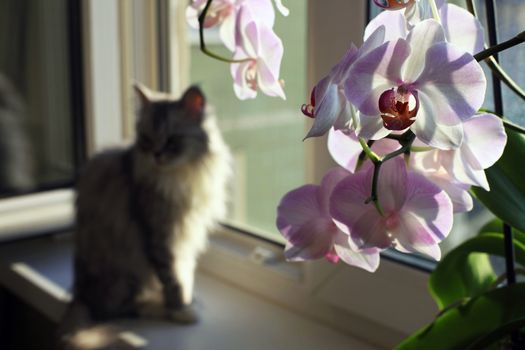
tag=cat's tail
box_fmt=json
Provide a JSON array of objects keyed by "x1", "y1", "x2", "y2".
[{"x1": 57, "y1": 301, "x2": 144, "y2": 350}]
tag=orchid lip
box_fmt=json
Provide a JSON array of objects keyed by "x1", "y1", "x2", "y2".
[
  {"x1": 301, "y1": 87, "x2": 316, "y2": 118},
  {"x1": 378, "y1": 87, "x2": 419, "y2": 130},
  {"x1": 372, "y1": 0, "x2": 415, "y2": 10}
]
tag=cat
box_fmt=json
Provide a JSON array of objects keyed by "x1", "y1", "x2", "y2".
[{"x1": 59, "y1": 84, "x2": 231, "y2": 349}]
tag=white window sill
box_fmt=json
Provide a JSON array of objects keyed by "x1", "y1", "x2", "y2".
[{"x1": 0, "y1": 233, "x2": 381, "y2": 350}]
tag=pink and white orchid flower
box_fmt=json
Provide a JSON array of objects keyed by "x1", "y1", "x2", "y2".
[
  {"x1": 345, "y1": 19, "x2": 486, "y2": 150},
  {"x1": 303, "y1": 26, "x2": 390, "y2": 139},
  {"x1": 330, "y1": 157, "x2": 453, "y2": 261},
  {"x1": 366, "y1": 0, "x2": 484, "y2": 55},
  {"x1": 187, "y1": 0, "x2": 289, "y2": 52},
  {"x1": 327, "y1": 128, "x2": 474, "y2": 214},
  {"x1": 230, "y1": 2, "x2": 286, "y2": 100},
  {"x1": 276, "y1": 168, "x2": 380, "y2": 272},
  {"x1": 420, "y1": 113, "x2": 507, "y2": 190}
]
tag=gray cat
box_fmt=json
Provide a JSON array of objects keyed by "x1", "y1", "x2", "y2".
[{"x1": 60, "y1": 84, "x2": 231, "y2": 349}]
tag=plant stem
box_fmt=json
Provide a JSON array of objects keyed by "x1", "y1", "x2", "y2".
[
  {"x1": 198, "y1": 0, "x2": 252, "y2": 63},
  {"x1": 359, "y1": 137, "x2": 381, "y2": 163},
  {"x1": 367, "y1": 162, "x2": 385, "y2": 216},
  {"x1": 359, "y1": 130, "x2": 416, "y2": 216},
  {"x1": 474, "y1": 31, "x2": 525, "y2": 62},
  {"x1": 429, "y1": 0, "x2": 441, "y2": 23}
]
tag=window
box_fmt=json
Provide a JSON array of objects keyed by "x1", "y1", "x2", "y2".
[
  {"x1": 0, "y1": 0, "x2": 84, "y2": 241},
  {"x1": 0, "y1": 0, "x2": 84, "y2": 197}
]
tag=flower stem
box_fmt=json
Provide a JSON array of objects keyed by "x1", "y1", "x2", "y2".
[
  {"x1": 367, "y1": 161, "x2": 385, "y2": 217},
  {"x1": 474, "y1": 31, "x2": 525, "y2": 62},
  {"x1": 360, "y1": 130, "x2": 416, "y2": 216},
  {"x1": 198, "y1": 0, "x2": 252, "y2": 63},
  {"x1": 429, "y1": 0, "x2": 441, "y2": 23},
  {"x1": 359, "y1": 137, "x2": 381, "y2": 163},
  {"x1": 410, "y1": 146, "x2": 433, "y2": 152}
]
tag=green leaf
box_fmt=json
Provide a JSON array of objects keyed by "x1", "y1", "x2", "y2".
[
  {"x1": 396, "y1": 283, "x2": 525, "y2": 350},
  {"x1": 472, "y1": 129, "x2": 525, "y2": 232},
  {"x1": 430, "y1": 233, "x2": 525, "y2": 310}
]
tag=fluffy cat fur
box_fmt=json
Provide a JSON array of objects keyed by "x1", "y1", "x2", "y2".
[{"x1": 59, "y1": 84, "x2": 231, "y2": 349}]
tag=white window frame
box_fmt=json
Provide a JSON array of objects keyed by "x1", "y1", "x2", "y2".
[{"x1": 0, "y1": 1, "x2": 438, "y2": 348}]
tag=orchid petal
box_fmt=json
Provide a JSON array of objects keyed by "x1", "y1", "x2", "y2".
[
  {"x1": 403, "y1": 20, "x2": 446, "y2": 82},
  {"x1": 351, "y1": 209, "x2": 391, "y2": 249},
  {"x1": 355, "y1": 113, "x2": 391, "y2": 140},
  {"x1": 331, "y1": 44, "x2": 360, "y2": 83},
  {"x1": 333, "y1": 233, "x2": 381, "y2": 272},
  {"x1": 440, "y1": 148, "x2": 490, "y2": 190},
  {"x1": 220, "y1": 13, "x2": 237, "y2": 52},
  {"x1": 243, "y1": 0, "x2": 275, "y2": 28},
  {"x1": 370, "y1": 138, "x2": 401, "y2": 156},
  {"x1": 377, "y1": 157, "x2": 407, "y2": 213},
  {"x1": 283, "y1": 219, "x2": 336, "y2": 261},
  {"x1": 402, "y1": 172, "x2": 453, "y2": 243},
  {"x1": 231, "y1": 59, "x2": 257, "y2": 100},
  {"x1": 364, "y1": 10, "x2": 407, "y2": 43},
  {"x1": 257, "y1": 60, "x2": 286, "y2": 99},
  {"x1": 273, "y1": 0, "x2": 289, "y2": 16},
  {"x1": 461, "y1": 113, "x2": 507, "y2": 169},
  {"x1": 416, "y1": 42, "x2": 486, "y2": 124},
  {"x1": 440, "y1": 4, "x2": 484, "y2": 55},
  {"x1": 239, "y1": 19, "x2": 259, "y2": 58},
  {"x1": 277, "y1": 185, "x2": 320, "y2": 232},
  {"x1": 330, "y1": 170, "x2": 373, "y2": 236},
  {"x1": 327, "y1": 128, "x2": 361, "y2": 172},
  {"x1": 359, "y1": 25, "x2": 387, "y2": 56},
  {"x1": 426, "y1": 174, "x2": 473, "y2": 213},
  {"x1": 346, "y1": 39, "x2": 411, "y2": 116},
  {"x1": 319, "y1": 167, "x2": 350, "y2": 213},
  {"x1": 412, "y1": 91, "x2": 464, "y2": 149},
  {"x1": 306, "y1": 81, "x2": 345, "y2": 138}
]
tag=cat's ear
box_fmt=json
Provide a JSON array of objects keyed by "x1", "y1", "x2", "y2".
[
  {"x1": 134, "y1": 82, "x2": 153, "y2": 110},
  {"x1": 181, "y1": 86, "x2": 205, "y2": 121}
]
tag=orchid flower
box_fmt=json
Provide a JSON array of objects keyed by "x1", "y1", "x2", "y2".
[
  {"x1": 345, "y1": 19, "x2": 486, "y2": 150},
  {"x1": 328, "y1": 128, "x2": 474, "y2": 214},
  {"x1": 421, "y1": 113, "x2": 507, "y2": 190},
  {"x1": 330, "y1": 157, "x2": 453, "y2": 260},
  {"x1": 230, "y1": 2, "x2": 286, "y2": 100},
  {"x1": 187, "y1": 0, "x2": 289, "y2": 52},
  {"x1": 276, "y1": 168, "x2": 380, "y2": 272},
  {"x1": 366, "y1": 0, "x2": 484, "y2": 55},
  {"x1": 187, "y1": 0, "x2": 239, "y2": 51},
  {"x1": 303, "y1": 26, "x2": 389, "y2": 139}
]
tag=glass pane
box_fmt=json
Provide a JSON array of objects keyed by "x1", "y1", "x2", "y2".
[
  {"x1": 0, "y1": 0, "x2": 76, "y2": 197},
  {"x1": 187, "y1": 2, "x2": 307, "y2": 240}
]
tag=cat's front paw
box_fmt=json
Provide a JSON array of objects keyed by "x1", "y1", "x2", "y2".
[{"x1": 166, "y1": 304, "x2": 199, "y2": 324}]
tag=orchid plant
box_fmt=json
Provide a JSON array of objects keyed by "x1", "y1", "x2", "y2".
[{"x1": 190, "y1": 0, "x2": 525, "y2": 347}]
